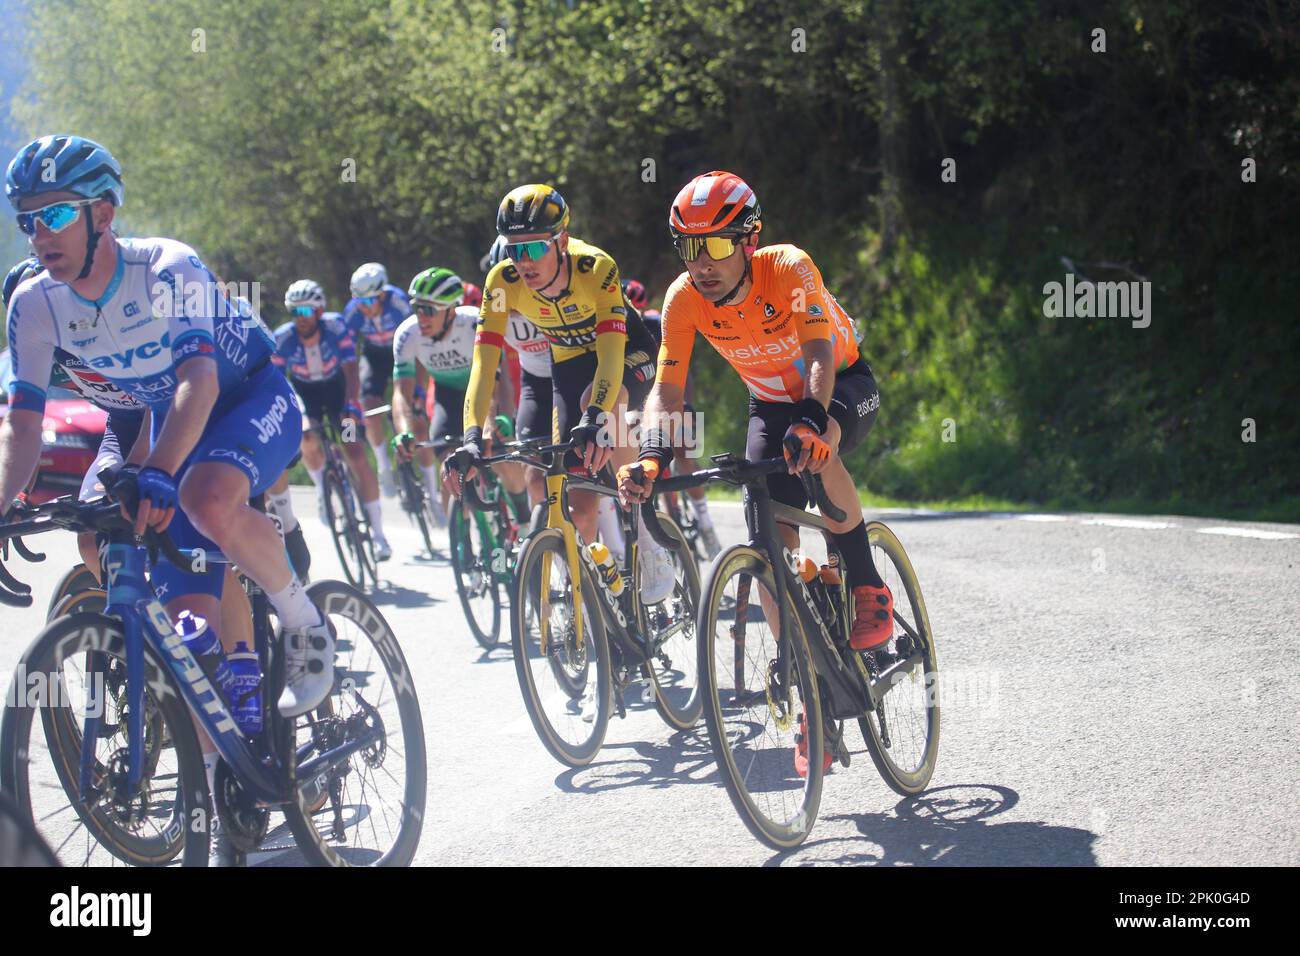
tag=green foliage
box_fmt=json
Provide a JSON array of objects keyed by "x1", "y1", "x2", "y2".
[{"x1": 10, "y1": 0, "x2": 1298, "y2": 517}]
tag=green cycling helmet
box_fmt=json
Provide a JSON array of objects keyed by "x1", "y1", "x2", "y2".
[{"x1": 408, "y1": 267, "x2": 464, "y2": 306}]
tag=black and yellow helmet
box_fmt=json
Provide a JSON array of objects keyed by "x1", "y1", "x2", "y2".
[{"x1": 496, "y1": 184, "x2": 570, "y2": 238}]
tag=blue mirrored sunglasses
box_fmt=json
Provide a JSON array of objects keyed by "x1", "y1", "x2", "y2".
[
  {"x1": 291, "y1": 305, "x2": 316, "y2": 318},
  {"x1": 16, "y1": 198, "x2": 99, "y2": 237},
  {"x1": 357, "y1": 294, "x2": 380, "y2": 306}
]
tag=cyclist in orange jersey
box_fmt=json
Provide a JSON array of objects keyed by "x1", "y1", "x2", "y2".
[{"x1": 619, "y1": 171, "x2": 891, "y2": 658}]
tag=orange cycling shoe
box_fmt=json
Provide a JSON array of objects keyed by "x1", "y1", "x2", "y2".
[
  {"x1": 794, "y1": 710, "x2": 833, "y2": 778},
  {"x1": 850, "y1": 583, "x2": 894, "y2": 650}
]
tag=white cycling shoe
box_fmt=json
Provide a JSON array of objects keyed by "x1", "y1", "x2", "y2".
[
  {"x1": 316, "y1": 493, "x2": 329, "y2": 528},
  {"x1": 639, "y1": 547, "x2": 677, "y2": 605},
  {"x1": 373, "y1": 538, "x2": 393, "y2": 562},
  {"x1": 277, "y1": 616, "x2": 336, "y2": 718},
  {"x1": 699, "y1": 524, "x2": 722, "y2": 561},
  {"x1": 580, "y1": 683, "x2": 601, "y2": 723}
]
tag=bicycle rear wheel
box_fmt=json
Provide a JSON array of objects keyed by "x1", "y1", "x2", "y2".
[
  {"x1": 857, "y1": 521, "x2": 940, "y2": 796},
  {"x1": 449, "y1": 500, "x2": 501, "y2": 648},
  {"x1": 698, "y1": 546, "x2": 824, "y2": 849},
  {"x1": 641, "y1": 512, "x2": 703, "y2": 730},
  {"x1": 398, "y1": 462, "x2": 438, "y2": 558},
  {"x1": 0, "y1": 612, "x2": 210, "y2": 866},
  {"x1": 511, "y1": 528, "x2": 612, "y2": 767},
  {"x1": 281, "y1": 581, "x2": 427, "y2": 866},
  {"x1": 0, "y1": 789, "x2": 59, "y2": 866}
]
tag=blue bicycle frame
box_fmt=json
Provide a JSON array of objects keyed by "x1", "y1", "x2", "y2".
[{"x1": 80, "y1": 541, "x2": 380, "y2": 806}]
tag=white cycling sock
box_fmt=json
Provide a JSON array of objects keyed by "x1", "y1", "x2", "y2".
[
  {"x1": 203, "y1": 750, "x2": 219, "y2": 799},
  {"x1": 637, "y1": 511, "x2": 668, "y2": 559},
  {"x1": 267, "y1": 489, "x2": 300, "y2": 533},
  {"x1": 268, "y1": 576, "x2": 321, "y2": 630},
  {"x1": 690, "y1": 493, "x2": 714, "y2": 529},
  {"x1": 307, "y1": 466, "x2": 325, "y2": 489},
  {"x1": 420, "y1": 464, "x2": 441, "y2": 503},
  {"x1": 364, "y1": 499, "x2": 387, "y2": 541},
  {"x1": 371, "y1": 442, "x2": 393, "y2": 475},
  {"x1": 598, "y1": 497, "x2": 625, "y2": 562}
]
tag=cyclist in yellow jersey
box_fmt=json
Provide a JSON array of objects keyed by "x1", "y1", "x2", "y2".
[{"x1": 454, "y1": 184, "x2": 675, "y2": 602}]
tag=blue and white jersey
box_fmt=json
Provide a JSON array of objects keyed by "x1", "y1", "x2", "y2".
[
  {"x1": 272, "y1": 312, "x2": 356, "y2": 383},
  {"x1": 342, "y1": 284, "x2": 412, "y2": 350},
  {"x1": 6, "y1": 237, "x2": 274, "y2": 421}
]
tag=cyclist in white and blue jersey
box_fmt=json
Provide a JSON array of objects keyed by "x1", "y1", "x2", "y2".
[
  {"x1": 342, "y1": 262, "x2": 411, "y2": 497},
  {"x1": 275, "y1": 279, "x2": 391, "y2": 559},
  {"x1": 0, "y1": 135, "x2": 335, "y2": 724}
]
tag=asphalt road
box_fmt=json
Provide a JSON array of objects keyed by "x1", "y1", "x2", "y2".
[{"x1": 2, "y1": 487, "x2": 1297, "y2": 866}]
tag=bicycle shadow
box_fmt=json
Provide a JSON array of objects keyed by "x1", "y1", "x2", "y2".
[
  {"x1": 366, "y1": 583, "x2": 442, "y2": 609},
  {"x1": 473, "y1": 645, "x2": 513, "y2": 664},
  {"x1": 552, "y1": 726, "x2": 721, "y2": 794},
  {"x1": 762, "y1": 784, "x2": 1098, "y2": 867}
]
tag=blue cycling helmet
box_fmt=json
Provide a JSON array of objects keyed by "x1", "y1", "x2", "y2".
[
  {"x1": 3, "y1": 257, "x2": 42, "y2": 309},
  {"x1": 5, "y1": 135, "x2": 123, "y2": 210}
]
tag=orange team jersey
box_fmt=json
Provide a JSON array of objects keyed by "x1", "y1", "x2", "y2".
[{"x1": 656, "y1": 244, "x2": 860, "y2": 403}]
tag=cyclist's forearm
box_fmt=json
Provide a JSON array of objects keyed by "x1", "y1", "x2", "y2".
[
  {"x1": 0, "y1": 412, "x2": 43, "y2": 508},
  {"x1": 641, "y1": 382, "x2": 684, "y2": 445},
  {"x1": 125, "y1": 408, "x2": 153, "y2": 466},
  {"x1": 342, "y1": 363, "x2": 362, "y2": 406},
  {"x1": 391, "y1": 380, "x2": 416, "y2": 436},
  {"x1": 492, "y1": 366, "x2": 516, "y2": 418},
  {"x1": 801, "y1": 342, "x2": 835, "y2": 409},
  {"x1": 144, "y1": 362, "x2": 219, "y2": 474}
]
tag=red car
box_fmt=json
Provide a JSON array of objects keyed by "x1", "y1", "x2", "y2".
[{"x1": 0, "y1": 348, "x2": 107, "y2": 504}]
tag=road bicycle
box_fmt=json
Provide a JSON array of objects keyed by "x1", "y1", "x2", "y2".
[
  {"x1": 456, "y1": 437, "x2": 702, "y2": 766},
  {"x1": 307, "y1": 417, "x2": 379, "y2": 591},
  {"x1": 642, "y1": 438, "x2": 939, "y2": 849},
  {"x1": 438, "y1": 434, "x2": 535, "y2": 650},
  {"x1": 0, "y1": 494, "x2": 425, "y2": 866}
]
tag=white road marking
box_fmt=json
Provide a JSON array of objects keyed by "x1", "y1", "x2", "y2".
[
  {"x1": 1197, "y1": 527, "x2": 1299, "y2": 540},
  {"x1": 1081, "y1": 518, "x2": 1178, "y2": 529}
]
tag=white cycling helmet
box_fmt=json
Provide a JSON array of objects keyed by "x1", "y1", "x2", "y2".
[
  {"x1": 350, "y1": 262, "x2": 387, "y2": 298},
  {"x1": 284, "y1": 279, "x2": 327, "y2": 310}
]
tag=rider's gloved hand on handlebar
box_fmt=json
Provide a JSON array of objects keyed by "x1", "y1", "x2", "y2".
[
  {"x1": 390, "y1": 431, "x2": 416, "y2": 463},
  {"x1": 443, "y1": 429, "x2": 483, "y2": 497},
  {"x1": 783, "y1": 399, "x2": 833, "y2": 475},
  {"x1": 617, "y1": 458, "x2": 661, "y2": 508},
  {"x1": 570, "y1": 405, "x2": 610, "y2": 474},
  {"x1": 113, "y1": 465, "x2": 178, "y2": 535}
]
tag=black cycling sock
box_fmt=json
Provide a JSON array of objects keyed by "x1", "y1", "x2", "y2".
[
  {"x1": 831, "y1": 520, "x2": 884, "y2": 589},
  {"x1": 510, "y1": 491, "x2": 530, "y2": 521}
]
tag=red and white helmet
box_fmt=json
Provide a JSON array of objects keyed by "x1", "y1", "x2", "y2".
[{"x1": 668, "y1": 170, "x2": 761, "y2": 237}]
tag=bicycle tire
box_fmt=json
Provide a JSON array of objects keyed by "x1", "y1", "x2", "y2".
[
  {"x1": 449, "y1": 500, "x2": 501, "y2": 648},
  {"x1": 698, "y1": 545, "x2": 825, "y2": 850},
  {"x1": 281, "y1": 581, "x2": 427, "y2": 866},
  {"x1": 511, "y1": 528, "x2": 612, "y2": 767},
  {"x1": 323, "y1": 469, "x2": 363, "y2": 588},
  {"x1": 857, "y1": 521, "x2": 940, "y2": 796},
  {"x1": 45, "y1": 563, "x2": 100, "y2": 623},
  {"x1": 640, "y1": 511, "x2": 704, "y2": 731},
  {"x1": 0, "y1": 612, "x2": 210, "y2": 866}
]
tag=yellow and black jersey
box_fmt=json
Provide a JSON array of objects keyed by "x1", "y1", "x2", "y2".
[{"x1": 464, "y1": 237, "x2": 653, "y2": 430}]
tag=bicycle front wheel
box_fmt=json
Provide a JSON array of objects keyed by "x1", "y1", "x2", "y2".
[
  {"x1": 449, "y1": 500, "x2": 501, "y2": 648},
  {"x1": 281, "y1": 581, "x2": 427, "y2": 866},
  {"x1": 698, "y1": 546, "x2": 824, "y2": 849},
  {"x1": 0, "y1": 612, "x2": 210, "y2": 866},
  {"x1": 323, "y1": 470, "x2": 364, "y2": 588},
  {"x1": 511, "y1": 528, "x2": 612, "y2": 767},
  {"x1": 857, "y1": 521, "x2": 940, "y2": 796},
  {"x1": 45, "y1": 562, "x2": 101, "y2": 623}
]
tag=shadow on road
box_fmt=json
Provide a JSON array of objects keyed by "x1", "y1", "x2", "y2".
[
  {"x1": 366, "y1": 582, "x2": 443, "y2": 609},
  {"x1": 553, "y1": 726, "x2": 721, "y2": 794},
  {"x1": 763, "y1": 784, "x2": 1098, "y2": 867}
]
